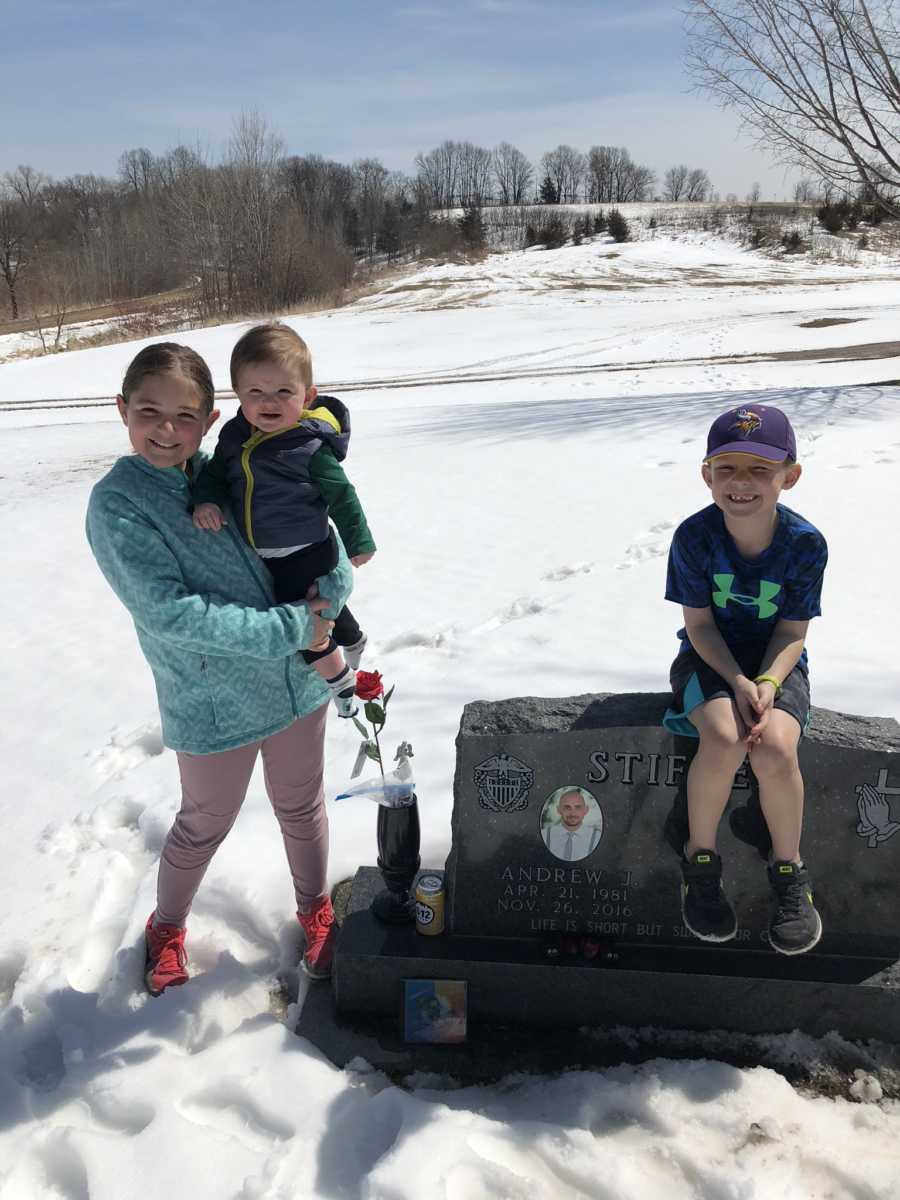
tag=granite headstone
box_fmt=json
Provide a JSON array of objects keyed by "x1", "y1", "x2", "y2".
[{"x1": 445, "y1": 693, "x2": 900, "y2": 964}]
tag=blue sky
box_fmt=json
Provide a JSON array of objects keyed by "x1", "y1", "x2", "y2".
[{"x1": 2, "y1": 0, "x2": 795, "y2": 196}]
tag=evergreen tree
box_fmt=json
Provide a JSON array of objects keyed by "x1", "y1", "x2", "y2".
[
  {"x1": 458, "y1": 206, "x2": 486, "y2": 249},
  {"x1": 607, "y1": 207, "x2": 630, "y2": 242},
  {"x1": 376, "y1": 202, "x2": 402, "y2": 259},
  {"x1": 343, "y1": 205, "x2": 360, "y2": 251},
  {"x1": 541, "y1": 215, "x2": 568, "y2": 248},
  {"x1": 539, "y1": 173, "x2": 560, "y2": 205}
]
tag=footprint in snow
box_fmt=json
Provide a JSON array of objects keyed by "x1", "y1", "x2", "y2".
[
  {"x1": 20, "y1": 1131, "x2": 90, "y2": 1200},
  {"x1": 39, "y1": 794, "x2": 150, "y2": 859},
  {"x1": 472, "y1": 596, "x2": 547, "y2": 635},
  {"x1": 84, "y1": 1085, "x2": 156, "y2": 1135},
  {"x1": 66, "y1": 851, "x2": 138, "y2": 995},
  {"x1": 0, "y1": 949, "x2": 27, "y2": 1008},
  {"x1": 88, "y1": 721, "x2": 165, "y2": 784},
  {"x1": 12, "y1": 1022, "x2": 66, "y2": 1092},
  {"x1": 540, "y1": 562, "x2": 594, "y2": 582},
  {"x1": 379, "y1": 628, "x2": 455, "y2": 655},
  {"x1": 176, "y1": 1079, "x2": 295, "y2": 1151},
  {"x1": 617, "y1": 521, "x2": 674, "y2": 571}
]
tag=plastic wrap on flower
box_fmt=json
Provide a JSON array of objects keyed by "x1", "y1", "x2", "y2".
[
  {"x1": 335, "y1": 753, "x2": 415, "y2": 808},
  {"x1": 336, "y1": 669, "x2": 413, "y2": 805}
]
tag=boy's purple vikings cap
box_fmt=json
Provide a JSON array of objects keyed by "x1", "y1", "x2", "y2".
[{"x1": 706, "y1": 404, "x2": 796, "y2": 462}]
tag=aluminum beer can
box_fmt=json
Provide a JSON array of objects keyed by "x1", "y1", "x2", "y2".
[{"x1": 414, "y1": 873, "x2": 445, "y2": 936}]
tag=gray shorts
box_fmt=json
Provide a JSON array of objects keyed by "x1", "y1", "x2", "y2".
[{"x1": 662, "y1": 647, "x2": 810, "y2": 738}]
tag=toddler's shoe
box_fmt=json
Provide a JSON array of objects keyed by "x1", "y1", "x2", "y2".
[
  {"x1": 333, "y1": 689, "x2": 359, "y2": 719},
  {"x1": 767, "y1": 860, "x2": 822, "y2": 955},
  {"x1": 343, "y1": 633, "x2": 368, "y2": 671},
  {"x1": 327, "y1": 665, "x2": 359, "y2": 718},
  {"x1": 680, "y1": 850, "x2": 737, "y2": 942},
  {"x1": 145, "y1": 913, "x2": 189, "y2": 996},
  {"x1": 298, "y1": 895, "x2": 337, "y2": 979}
]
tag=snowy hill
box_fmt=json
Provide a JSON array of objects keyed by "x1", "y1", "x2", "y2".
[{"x1": 1, "y1": 235, "x2": 899, "y2": 1198}]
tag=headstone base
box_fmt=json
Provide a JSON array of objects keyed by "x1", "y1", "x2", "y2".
[{"x1": 331, "y1": 868, "x2": 900, "y2": 1045}]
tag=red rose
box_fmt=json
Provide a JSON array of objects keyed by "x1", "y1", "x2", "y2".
[{"x1": 355, "y1": 670, "x2": 384, "y2": 701}]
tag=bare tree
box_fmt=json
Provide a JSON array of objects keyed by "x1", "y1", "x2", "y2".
[
  {"x1": 686, "y1": 167, "x2": 713, "y2": 199},
  {"x1": 8, "y1": 164, "x2": 48, "y2": 208},
  {"x1": 415, "y1": 141, "x2": 460, "y2": 209},
  {"x1": 0, "y1": 199, "x2": 29, "y2": 318},
  {"x1": 352, "y1": 158, "x2": 389, "y2": 255},
  {"x1": 0, "y1": 167, "x2": 47, "y2": 318},
  {"x1": 686, "y1": 0, "x2": 900, "y2": 215},
  {"x1": 30, "y1": 250, "x2": 76, "y2": 352},
  {"x1": 228, "y1": 111, "x2": 284, "y2": 305},
  {"x1": 620, "y1": 161, "x2": 656, "y2": 201},
  {"x1": 664, "y1": 164, "x2": 691, "y2": 200},
  {"x1": 747, "y1": 180, "x2": 762, "y2": 201},
  {"x1": 491, "y1": 142, "x2": 533, "y2": 204},
  {"x1": 457, "y1": 142, "x2": 493, "y2": 206},
  {"x1": 118, "y1": 148, "x2": 155, "y2": 196},
  {"x1": 587, "y1": 146, "x2": 656, "y2": 202},
  {"x1": 282, "y1": 154, "x2": 354, "y2": 231},
  {"x1": 541, "y1": 145, "x2": 586, "y2": 203},
  {"x1": 793, "y1": 176, "x2": 819, "y2": 201}
]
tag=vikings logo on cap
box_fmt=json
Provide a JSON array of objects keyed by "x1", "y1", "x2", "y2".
[{"x1": 730, "y1": 408, "x2": 762, "y2": 439}]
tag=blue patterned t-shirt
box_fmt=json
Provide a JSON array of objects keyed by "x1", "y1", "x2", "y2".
[{"x1": 665, "y1": 503, "x2": 827, "y2": 669}]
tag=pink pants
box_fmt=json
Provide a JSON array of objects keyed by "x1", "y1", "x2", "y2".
[{"x1": 156, "y1": 704, "x2": 329, "y2": 926}]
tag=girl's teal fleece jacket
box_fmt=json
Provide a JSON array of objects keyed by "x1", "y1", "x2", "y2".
[{"x1": 86, "y1": 452, "x2": 353, "y2": 755}]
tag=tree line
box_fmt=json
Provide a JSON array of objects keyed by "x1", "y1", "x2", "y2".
[
  {"x1": 415, "y1": 140, "x2": 712, "y2": 207},
  {"x1": 0, "y1": 115, "x2": 718, "y2": 325}
]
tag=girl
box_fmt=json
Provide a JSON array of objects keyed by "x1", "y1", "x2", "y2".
[{"x1": 86, "y1": 342, "x2": 353, "y2": 994}]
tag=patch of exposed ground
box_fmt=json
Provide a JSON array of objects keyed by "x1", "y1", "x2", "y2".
[
  {"x1": 799, "y1": 317, "x2": 865, "y2": 328},
  {"x1": 769, "y1": 339, "x2": 900, "y2": 363}
]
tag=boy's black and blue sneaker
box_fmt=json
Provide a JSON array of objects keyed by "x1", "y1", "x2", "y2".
[
  {"x1": 680, "y1": 849, "x2": 738, "y2": 942},
  {"x1": 767, "y1": 860, "x2": 822, "y2": 955}
]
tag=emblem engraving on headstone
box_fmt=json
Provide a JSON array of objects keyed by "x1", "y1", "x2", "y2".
[
  {"x1": 856, "y1": 769, "x2": 900, "y2": 847},
  {"x1": 473, "y1": 753, "x2": 534, "y2": 813}
]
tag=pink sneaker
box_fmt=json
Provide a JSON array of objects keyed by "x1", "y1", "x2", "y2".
[
  {"x1": 297, "y1": 895, "x2": 337, "y2": 980},
  {"x1": 144, "y1": 913, "x2": 189, "y2": 996}
]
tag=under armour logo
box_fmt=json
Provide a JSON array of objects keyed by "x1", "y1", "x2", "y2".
[{"x1": 712, "y1": 573, "x2": 781, "y2": 618}]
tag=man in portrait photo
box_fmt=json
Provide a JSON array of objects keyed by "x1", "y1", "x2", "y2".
[{"x1": 541, "y1": 787, "x2": 603, "y2": 861}]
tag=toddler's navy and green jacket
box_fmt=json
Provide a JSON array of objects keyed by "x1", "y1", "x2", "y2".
[
  {"x1": 86, "y1": 452, "x2": 353, "y2": 755},
  {"x1": 193, "y1": 396, "x2": 376, "y2": 557}
]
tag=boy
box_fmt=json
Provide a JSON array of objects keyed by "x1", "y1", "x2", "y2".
[
  {"x1": 193, "y1": 323, "x2": 375, "y2": 718},
  {"x1": 663, "y1": 404, "x2": 827, "y2": 955}
]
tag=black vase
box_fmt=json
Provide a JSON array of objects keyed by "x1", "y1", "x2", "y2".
[{"x1": 372, "y1": 794, "x2": 421, "y2": 923}]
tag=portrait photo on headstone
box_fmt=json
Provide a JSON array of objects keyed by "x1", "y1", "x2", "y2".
[{"x1": 540, "y1": 785, "x2": 604, "y2": 861}]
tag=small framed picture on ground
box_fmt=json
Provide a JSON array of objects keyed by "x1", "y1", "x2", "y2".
[{"x1": 403, "y1": 979, "x2": 467, "y2": 1043}]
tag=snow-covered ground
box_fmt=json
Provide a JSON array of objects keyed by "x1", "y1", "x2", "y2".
[
  {"x1": 0, "y1": 315, "x2": 129, "y2": 365},
  {"x1": 2, "y1": 234, "x2": 900, "y2": 1197}
]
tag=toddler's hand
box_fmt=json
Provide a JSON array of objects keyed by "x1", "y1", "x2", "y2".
[
  {"x1": 193, "y1": 503, "x2": 225, "y2": 532},
  {"x1": 350, "y1": 552, "x2": 375, "y2": 567}
]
